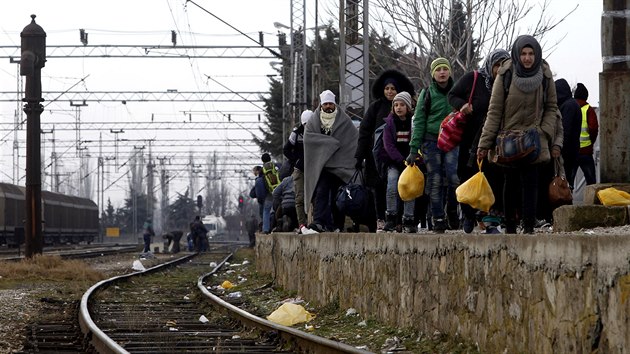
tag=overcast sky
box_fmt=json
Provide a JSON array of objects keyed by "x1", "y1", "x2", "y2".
[{"x1": 0, "y1": 0, "x2": 604, "y2": 208}]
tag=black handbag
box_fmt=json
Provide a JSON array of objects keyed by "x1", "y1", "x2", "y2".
[{"x1": 335, "y1": 170, "x2": 369, "y2": 219}]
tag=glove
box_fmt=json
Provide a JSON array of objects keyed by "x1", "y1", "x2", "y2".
[
  {"x1": 405, "y1": 151, "x2": 420, "y2": 166},
  {"x1": 355, "y1": 158, "x2": 364, "y2": 170}
]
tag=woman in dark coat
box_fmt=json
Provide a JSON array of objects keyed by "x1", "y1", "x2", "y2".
[
  {"x1": 448, "y1": 49, "x2": 510, "y2": 233},
  {"x1": 354, "y1": 69, "x2": 415, "y2": 231}
]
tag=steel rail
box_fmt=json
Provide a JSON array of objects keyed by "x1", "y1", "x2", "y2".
[
  {"x1": 198, "y1": 254, "x2": 372, "y2": 354},
  {"x1": 78, "y1": 253, "x2": 197, "y2": 354}
]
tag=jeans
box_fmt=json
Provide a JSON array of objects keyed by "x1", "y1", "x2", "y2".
[
  {"x1": 312, "y1": 170, "x2": 344, "y2": 231},
  {"x1": 422, "y1": 140, "x2": 460, "y2": 220},
  {"x1": 292, "y1": 168, "x2": 307, "y2": 226},
  {"x1": 386, "y1": 166, "x2": 415, "y2": 218},
  {"x1": 573, "y1": 154, "x2": 597, "y2": 186},
  {"x1": 262, "y1": 197, "x2": 273, "y2": 233}
]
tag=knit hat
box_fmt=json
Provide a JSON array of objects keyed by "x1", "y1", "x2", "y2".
[
  {"x1": 392, "y1": 91, "x2": 412, "y2": 111},
  {"x1": 261, "y1": 152, "x2": 271, "y2": 163},
  {"x1": 574, "y1": 83, "x2": 589, "y2": 100},
  {"x1": 300, "y1": 109, "x2": 313, "y2": 124},
  {"x1": 430, "y1": 57, "x2": 451, "y2": 76},
  {"x1": 319, "y1": 90, "x2": 336, "y2": 105}
]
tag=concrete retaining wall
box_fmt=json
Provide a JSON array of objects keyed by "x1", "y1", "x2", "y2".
[{"x1": 256, "y1": 233, "x2": 630, "y2": 353}]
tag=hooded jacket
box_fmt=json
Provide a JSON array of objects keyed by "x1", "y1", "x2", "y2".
[
  {"x1": 355, "y1": 69, "x2": 415, "y2": 184},
  {"x1": 556, "y1": 79, "x2": 582, "y2": 164}
]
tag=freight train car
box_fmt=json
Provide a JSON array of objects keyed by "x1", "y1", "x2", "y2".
[{"x1": 0, "y1": 183, "x2": 99, "y2": 246}]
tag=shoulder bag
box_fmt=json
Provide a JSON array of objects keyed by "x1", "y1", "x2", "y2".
[{"x1": 437, "y1": 70, "x2": 478, "y2": 152}]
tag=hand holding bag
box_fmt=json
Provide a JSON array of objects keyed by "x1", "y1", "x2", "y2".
[
  {"x1": 398, "y1": 162, "x2": 425, "y2": 201},
  {"x1": 455, "y1": 160, "x2": 495, "y2": 212},
  {"x1": 548, "y1": 157, "x2": 572, "y2": 206},
  {"x1": 437, "y1": 71, "x2": 478, "y2": 152}
]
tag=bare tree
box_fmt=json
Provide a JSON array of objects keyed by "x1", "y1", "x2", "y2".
[{"x1": 371, "y1": 0, "x2": 577, "y2": 86}]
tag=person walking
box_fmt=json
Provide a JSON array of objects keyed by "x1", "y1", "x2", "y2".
[
  {"x1": 448, "y1": 49, "x2": 510, "y2": 233},
  {"x1": 302, "y1": 90, "x2": 358, "y2": 234},
  {"x1": 355, "y1": 69, "x2": 415, "y2": 232},
  {"x1": 572, "y1": 83, "x2": 599, "y2": 186},
  {"x1": 283, "y1": 109, "x2": 312, "y2": 234},
  {"x1": 142, "y1": 218, "x2": 155, "y2": 253},
  {"x1": 556, "y1": 78, "x2": 583, "y2": 190},
  {"x1": 406, "y1": 57, "x2": 457, "y2": 234},
  {"x1": 476, "y1": 35, "x2": 558, "y2": 234},
  {"x1": 382, "y1": 91, "x2": 416, "y2": 233}
]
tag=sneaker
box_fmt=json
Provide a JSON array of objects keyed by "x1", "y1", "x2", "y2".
[
  {"x1": 307, "y1": 223, "x2": 327, "y2": 233},
  {"x1": 463, "y1": 216, "x2": 475, "y2": 234},
  {"x1": 376, "y1": 219, "x2": 385, "y2": 233},
  {"x1": 433, "y1": 218, "x2": 447, "y2": 234},
  {"x1": 485, "y1": 226, "x2": 502, "y2": 234},
  {"x1": 301, "y1": 227, "x2": 319, "y2": 235},
  {"x1": 298, "y1": 224, "x2": 307, "y2": 234}
]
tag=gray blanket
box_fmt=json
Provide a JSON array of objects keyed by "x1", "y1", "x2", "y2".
[{"x1": 303, "y1": 108, "x2": 358, "y2": 213}]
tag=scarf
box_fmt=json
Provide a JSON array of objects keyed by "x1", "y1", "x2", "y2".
[
  {"x1": 479, "y1": 49, "x2": 510, "y2": 90},
  {"x1": 320, "y1": 108, "x2": 337, "y2": 134},
  {"x1": 511, "y1": 35, "x2": 543, "y2": 78},
  {"x1": 512, "y1": 67, "x2": 543, "y2": 93}
]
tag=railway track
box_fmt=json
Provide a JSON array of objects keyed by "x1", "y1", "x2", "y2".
[
  {"x1": 0, "y1": 244, "x2": 139, "y2": 261},
  {"x1": 80, "y1": 246, "x2": 370, "y2": 353}
]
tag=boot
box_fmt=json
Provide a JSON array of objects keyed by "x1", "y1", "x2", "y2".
[
  {"x1": 402, "y1": 217, "x2": 417, "y2": 234},
  {"x1": 523, "y1": 218, "x2": 535, "y2": 234},
  {"x1": 383, "y1": 214, "x2": 397, "y2": 232},
  {"x1": 433, "y1": 218, "x2": 447, "y2": 234}
]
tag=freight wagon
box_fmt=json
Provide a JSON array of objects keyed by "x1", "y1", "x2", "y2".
[{"x1": 0, "y1": 183, "x2": 99, "y2": 246}]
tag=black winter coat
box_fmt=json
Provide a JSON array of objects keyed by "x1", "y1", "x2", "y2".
[
  {"x1": 447, "y1": 70, "x2": 492, "y2": 170},
  {"x1": 556, "y1": 79, "x2": 581, "y2": 164},
  {"x1": 355, "y1": 69, "x2": 415, "y2": 186}
]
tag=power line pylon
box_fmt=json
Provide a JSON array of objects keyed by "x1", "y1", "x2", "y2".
[{"x1": 339, "y1": 0, "x2": 369, "y2": 121}]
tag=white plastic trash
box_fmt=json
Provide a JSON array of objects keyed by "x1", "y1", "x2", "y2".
[
  {"x1": 199, "y1": 315, "x2": 209, "y2": 323},
  {"x1": 132, "y1": 260, "x2": 146, "y2": 271}
]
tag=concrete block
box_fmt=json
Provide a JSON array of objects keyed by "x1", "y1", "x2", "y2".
[
  {"x1": 553, "y1": 205, "x2": 629, "y2": 232},
  {"x1": 583, "y1": 183, "x2": 630, "y2": 205}
]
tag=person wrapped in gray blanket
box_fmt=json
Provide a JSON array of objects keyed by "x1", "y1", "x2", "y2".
[{"x1": 302, "y1": 90, "x2": 358, "y2": 234}]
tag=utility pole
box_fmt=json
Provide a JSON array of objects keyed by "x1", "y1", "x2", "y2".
[
  {"x1": 600, "y1": 0, "x2": 630, "y2": 182},
  {"x1": 20, "y1": 15, "x2": 46, "y2": 258},
  {"x1": 339, "y1": 0, "x2": 369, "y2": 121}
]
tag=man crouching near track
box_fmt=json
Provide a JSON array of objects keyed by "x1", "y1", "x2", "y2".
[{"x1": 301, "y1": 89, "x2": 358, "y2": 234}]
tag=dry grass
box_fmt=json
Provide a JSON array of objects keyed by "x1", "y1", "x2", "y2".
[{"x1": 0, "y1": 255, "x2": 105, "y2": 284}]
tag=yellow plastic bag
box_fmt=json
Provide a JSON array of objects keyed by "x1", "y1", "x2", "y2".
[
  {"x1": 597, "y1": 187, "x2": 630, "y2": 206},
  {"x1": 266, "y1": 302, "x2": 314, "y2": 326},
  {"x1": 221, "y1": 280, "x2": 234, "y2": 289},
  {"x1": 398, "y1": 163, "x2": 425, "y2": 201},
  {"x1": 455, "y1": 160, "x2": 495, "y2": 212}
]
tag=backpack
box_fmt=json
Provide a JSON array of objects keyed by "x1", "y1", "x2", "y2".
[
  {"x1": 262, "y1": 161, "x2": 281, "y2": 193},
  {"x1": 372, "y1": 123, "x2": 388, "y2": 180}
]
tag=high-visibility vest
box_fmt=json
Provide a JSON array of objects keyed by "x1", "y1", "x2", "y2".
[{"x1": 579, "y1": 104, "x2": 592, "y2": 148}]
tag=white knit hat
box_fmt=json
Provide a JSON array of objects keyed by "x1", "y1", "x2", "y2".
[
  {"x1": 319, "y1": 90, "x2": 336, "y2": 105},
  {"x1": 300, "y1": 109, "x2": 313, "y2": 124}
]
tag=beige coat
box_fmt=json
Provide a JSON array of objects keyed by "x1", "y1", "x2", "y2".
[{"x1": 479, "y1": 59, "x2": 558, "y2": 164}]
